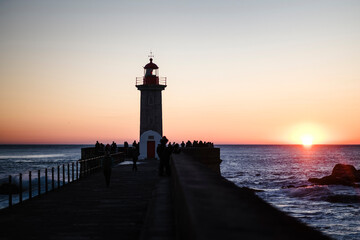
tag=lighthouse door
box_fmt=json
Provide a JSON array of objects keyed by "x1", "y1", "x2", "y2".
[{"x1": 147, "y1": 141, "x2": 155, "y2": 159}]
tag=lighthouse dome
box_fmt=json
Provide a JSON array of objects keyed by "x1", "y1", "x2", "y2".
[{"x1": 144, "y1": 58, "x2": 159, "y2": 69}]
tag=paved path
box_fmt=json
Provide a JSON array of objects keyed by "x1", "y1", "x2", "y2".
[{"x1": 0, "y1": 159, "x2": 161, "y2": 240}]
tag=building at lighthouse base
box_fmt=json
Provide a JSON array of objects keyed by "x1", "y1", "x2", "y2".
[{"x1": 139, "y1": 130, "x2": 162, "y2": 159}]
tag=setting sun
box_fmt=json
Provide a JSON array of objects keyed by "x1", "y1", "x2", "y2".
[
  {"x1": 287, "y1": 123, "x2": 329, "y2": 145},
  {"x1": 301, "y1": 135, "x2": 313, "y2": 146}
]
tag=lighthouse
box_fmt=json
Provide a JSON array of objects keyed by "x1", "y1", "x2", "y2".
[{"x1": 136, "y1": 56, "x2": 167, "y2": 159}]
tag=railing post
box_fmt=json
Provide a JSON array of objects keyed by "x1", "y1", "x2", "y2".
[
  {"x1": 45, "y1": 168, "x2": 48, "y2": 193},
  {"x1": 85, "y1": 160, "x2": 87, "y2": 176},
  {"x1": 19, "y1": 173, "x2": 22, "y2": 203},
  {"x1": 76, "y1": 161, "x2": 79, "y2": 180},
  {"x1": 38, "y1": 170, "x2": 41, "y2": 196},
  {"x1": 52, "y1": 167, "x2": 54, "y2": 191},
  {"x1": 29, "y1": 171, "x2": 32, "y2": 199},
  {"x1": 72, "y1": 162, "x2": 74, "y2": 182},
  {"x1": 63, "y1": 164, "x2": 65, "y2": 186},
  {"x1": 85, "y1": 160, "x2": 88, "y2": 176},
  {"x1": 57, "y1": 166, "x2": 60, "y2": 189},
  {"x1": 8, "y1": 175, "x2": 12, "y2": 207},
  {"x1": 67, "y1": 163, "x2": 70, "y2": 183},
  {"x1": 90, "y1": 159, "x2": 93, "y2": 174}
]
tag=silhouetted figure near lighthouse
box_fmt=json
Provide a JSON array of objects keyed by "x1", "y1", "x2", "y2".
[
  {"x1": 103, "y1": 145, "x2": 112, "y2": 187},
  {"x1": 132, "y1": 147, "x2": 139, "y2": 172},
  {"x1": 157, "y1": 136, "x2": 171, "y2": 176}
]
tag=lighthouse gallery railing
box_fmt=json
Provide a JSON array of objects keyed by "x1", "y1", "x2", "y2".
[{"x1": 136, "y1": 77, "x2": 167, "y2": 86}]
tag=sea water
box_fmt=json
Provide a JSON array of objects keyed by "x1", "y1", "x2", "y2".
[
  {"x1": 0, "y1": 145, "x2": 90, "y2": 208},
  {"x1": 0, "y1": 144, "x2": 359, "y2": 239},
  {"x1": 219, "y1": 145, "x2": 360, "y2": 240}
]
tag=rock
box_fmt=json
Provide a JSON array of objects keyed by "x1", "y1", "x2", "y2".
[
  {"x1": 309, "y1": 176, "x2": 354, "y2": 186},
  {"x1": 331, "y1": 164, "x2": 360, "y2": 181},
  {"x1": 308, "y1": 164, "x2": 360, "y2": 187},
  {"x1": 0, "y1": 183, "x2": 20, "y2": 194},
  {"x1": 323, "y1": 194, "x2": 360, "y2": 203}
]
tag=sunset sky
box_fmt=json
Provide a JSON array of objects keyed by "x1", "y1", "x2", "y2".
[{"x1": 0, "y1": 0, "x2": 359, "y2": 144}]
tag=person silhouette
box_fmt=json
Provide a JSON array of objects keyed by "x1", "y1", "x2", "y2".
[
  {"x1": 157, "y1": 136, "x2": 168, "y2": 176},
  {"x1": 111, "y1": 141, "x2": 117, "y2": 153},
  {"x1": 157, "y1": 136, "x2": 173, "y2": 176},
  {"x1": 103, "y1": 150, "x2": 112, "y2": 187},
  {"x1": 132, "y1": 147, "x2": 138, "y2": 172}
]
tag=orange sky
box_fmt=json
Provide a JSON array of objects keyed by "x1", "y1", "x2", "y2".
[{"x1": 0, "y1": 1, "x2": 359, "y2": 145}]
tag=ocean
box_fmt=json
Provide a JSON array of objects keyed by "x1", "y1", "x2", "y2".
[
  {"x1": 0, "y1": 145, "x2": 90, "y2": 208},
  {"x1": 0, "y1": 144, "x2": 359, "y2": 239},
  {"x1": 220, "y1": 145, "x2": 360, "y2": 240}
]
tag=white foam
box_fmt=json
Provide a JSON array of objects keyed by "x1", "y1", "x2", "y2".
[{"x1": 0, "y1": 154, "x2": 65, "y2": 159}]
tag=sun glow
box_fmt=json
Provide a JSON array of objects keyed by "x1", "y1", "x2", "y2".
[
  {"x1": 301, "y1": 135, "x2": 313, "y2": 146},
  {"x1": 288, "y1": 123, "x2": 328, "y2": 145}
]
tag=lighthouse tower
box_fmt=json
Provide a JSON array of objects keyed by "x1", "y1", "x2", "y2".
[{"x1": 136, "y1": 57, "x2": 167, "y2": 159}]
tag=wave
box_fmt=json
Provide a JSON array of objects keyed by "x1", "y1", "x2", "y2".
[
  {"x1": 285, "y1": 185, "x2": 332, "y2": 199},
  {"x1": 283, "y1": 185, "x2": 360, "y2": 204},
  {"x1": 0, "y1": 154, "x2": 65, "y2": 159}
]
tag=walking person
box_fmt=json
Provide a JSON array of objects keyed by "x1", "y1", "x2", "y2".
[
  {"x1": 103, "y1": 149, "x2": 112, "y2": 187},
  {"x1": 132, "y1": 146, "x2": 138, "y2": 172}
]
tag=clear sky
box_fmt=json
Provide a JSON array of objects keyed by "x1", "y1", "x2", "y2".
[{"x1": 0, "y1": 0, "x2": 359, "y2": 144}]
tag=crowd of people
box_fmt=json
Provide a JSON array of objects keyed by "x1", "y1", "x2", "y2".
[
  {"x1": 94, "y1": 138, "x2": 214, "y2": 183},
  {"x1": 156, "y1": 137, "x2": 214, "y2": 176},
  {"x1": 95, "y1": 141, "x2": 118, "y2": 155},
  {"x1": 181, "y1": 140, "x2": 214, "y2": 148}
]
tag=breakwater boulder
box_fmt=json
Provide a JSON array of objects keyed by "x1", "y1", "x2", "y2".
[
  {"x1": 309, "y1": 164, "x2": 360, "y2": 187},
  {"x1": 323, "y1": 194, "x2": 360, "y2": 204}
]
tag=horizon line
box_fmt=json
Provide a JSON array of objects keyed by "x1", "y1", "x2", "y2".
[{"x1": 0, "y1": 143, "x2": 359, "y2": 146}]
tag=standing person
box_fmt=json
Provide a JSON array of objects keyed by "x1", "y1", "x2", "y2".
[
  {"x1": 132, "y1": 146, "x2": 138, "y2": 172},
  {"x1": 124, "y1": 141, "x2": 129, "y2": 155},
  {"x1": 157, "y1": 136, "x2": 172, "y2": 176},
  {"x1": 132, "y1": 140, "x2": 137, "y2": 148},
  {"x1": 111, "y1": 141, "x2": 117, "y2": 153},
  {"x1": 103, "y1": 151, "x2": 112, "y2": 187},
  {"x1": 157, "y1": 136, "x2": 168, "y2": 176},
  {"x1": 165, "y1": 143, "x2": 173, "y2": 176}
]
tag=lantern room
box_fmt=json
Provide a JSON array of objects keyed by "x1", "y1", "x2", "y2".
[
  {"x1": 136, "y1": 57, "x2": 167, "y2": 86},
  {"x1": 143, "y1": 58, "x2": 159, "y2": 85}
]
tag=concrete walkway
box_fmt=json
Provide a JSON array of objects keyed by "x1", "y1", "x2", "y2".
[
  {"x1": 0, "y1": 159, "x2": 164, "y2": 240},
  {"x1": 171, "y1": 152, "x2": 332, "y2": 240}
]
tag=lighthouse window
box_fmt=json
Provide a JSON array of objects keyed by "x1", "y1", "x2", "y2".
[
  {"x1": 145, "y1": 68, "x2": 153, "y2": 76},
  {"x1": 148, "y1": 96, "x2": 154, "y2": 105}
]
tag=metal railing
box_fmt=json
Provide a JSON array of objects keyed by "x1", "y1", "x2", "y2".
[
  {"x1": 2, "y1": 152, "x2": 124, "y2": 209},
  {"x1": 135, "y1": 77, "x2": 167, "y2": 86},
  {"x1": 3, "y1": 162, "x2": 79, "y2": 208}
]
